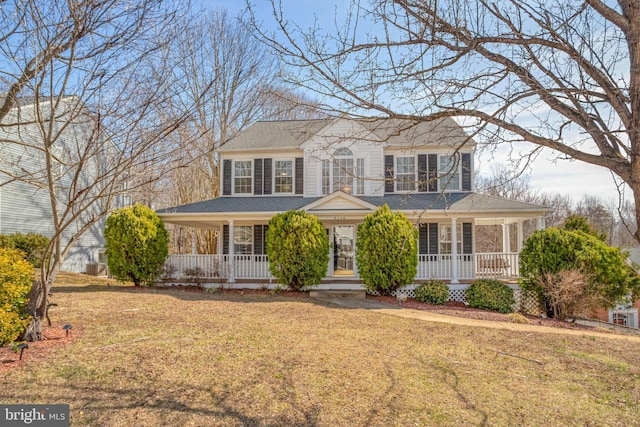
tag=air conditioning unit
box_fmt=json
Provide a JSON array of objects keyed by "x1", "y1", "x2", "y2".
[
  {"x1": 86, "y1": 263, "x2": 109, "y2": 277},
  {"x1": 608, "y1": 308, "x2": 639, "y2": 329}
]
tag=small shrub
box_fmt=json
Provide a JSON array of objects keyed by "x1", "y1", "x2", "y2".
[
  {"x1": 0, "y1": 232, "x2": 49, "y2": 268},
  {"x1": 0, "y1": 248, "x2": 33, "y2": 345},
  {"x1": 466, "y1": 279, "x2": 515, "y2": 314},
  {"x1": 506, "y1": 313, "x2": 530, "y2": 324},
  {"x1": 159, "y1": 264, "x2": 177, "y2": 280},
  {"x1": 414, "y1": 280, "x2": 449, "y2": 305},
  {"x1": 184, "y1": 267, "x2": 205, "y2": 279}
]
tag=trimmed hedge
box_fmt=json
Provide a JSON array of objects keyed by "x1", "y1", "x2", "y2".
[
  {"x1": 466, "y1": 279, "x2": 515, "y2": 313},
  {"x1": 414, "y1": 280, "x2": 449, "y2": 305},
  {"x1": 266, "y1": 210, "x2": 329, "y2": 291},
  {"x1": 356, "y1": 205, "x2": 418, "y2": 296}
]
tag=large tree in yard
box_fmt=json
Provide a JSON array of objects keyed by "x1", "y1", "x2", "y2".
[
  {"x1": 248, "y1": 0, "x2": 640, "y2": 240},
  {"x1": 0, "y1": 0, "x2": 203, "y2": 341}
]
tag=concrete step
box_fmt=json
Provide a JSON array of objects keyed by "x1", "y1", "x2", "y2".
[{"x1": 309, "y1": 289, "x2": 367, "y2": 299}]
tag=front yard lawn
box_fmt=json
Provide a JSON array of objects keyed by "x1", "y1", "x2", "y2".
[{"x1": 1, "y1": 273, "x2": 639, "y2": 426}]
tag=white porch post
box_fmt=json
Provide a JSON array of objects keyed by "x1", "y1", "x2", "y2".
[
  {"x1": 451, "y1": 217, "x2": 459, "y2": 284},
  {"x1": 228, "y1": 219, "x2": 235, "y2": 283},
  {"x1": 191, "y1": 229, "x2": 197, "y2": 255},
  {"x1": 517, "y1": 221, "x2": 524, "y2": 252},
  {"x1": 502, "y1": 223, "x2": 510, "y2": 253},
  {"x1": 537, "y1": 216, "x2": 546, "y2": 230}
]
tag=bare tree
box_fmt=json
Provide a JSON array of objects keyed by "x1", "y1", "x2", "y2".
[
  {"x1": 0, "y1": 0, "x2": 201, "y2": 341},
  {"x1": 247, "y1": 0, "x2": 640, "y2": 241},
  {"x1": 154, "y1": 8, "x2": 323, "y2": 254}
]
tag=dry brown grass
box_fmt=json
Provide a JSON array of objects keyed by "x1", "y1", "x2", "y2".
[{"x1": 1, "y1": 272, "x2": 639, "y2": 426}]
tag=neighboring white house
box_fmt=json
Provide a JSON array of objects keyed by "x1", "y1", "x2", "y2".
[
  {"x1": 0, "y1": 96, "x2": 112, "y2": 273},
  {"x1": 157, "y1": 117, "x2": 551, "y2": 291}
]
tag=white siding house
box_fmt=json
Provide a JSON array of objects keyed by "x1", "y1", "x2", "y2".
[
  {"x1": 157, "y1": 117, "x2": 551, "y2": 291},
  {"x1": 0, "y1": 97, "x2": 109, "y2": 272}
]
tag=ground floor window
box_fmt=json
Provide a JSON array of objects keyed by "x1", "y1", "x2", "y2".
[{"x1": 233, "y1": 226, "x2": 253, "y2": 254}]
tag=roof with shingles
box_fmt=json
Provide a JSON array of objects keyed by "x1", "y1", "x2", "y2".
[
  {"x1": 157, "y1": 192, "x2": 550, "y2": 215},
  {"x1": 218, "y1": 117, "x2": 475, "y2": 152}
]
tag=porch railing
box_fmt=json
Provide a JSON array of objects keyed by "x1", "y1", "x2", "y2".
[{"x1": 162, "y1": 252, "x2": 519, "y2": 282}]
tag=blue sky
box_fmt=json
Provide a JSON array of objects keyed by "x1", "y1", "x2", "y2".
[{"x1": 207, "y1": 0, "x2": 626, "y2": 204}]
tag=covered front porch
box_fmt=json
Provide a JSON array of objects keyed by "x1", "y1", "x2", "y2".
[{"x1": 157, "y1": 191, "x2": 551, "y2": 288}]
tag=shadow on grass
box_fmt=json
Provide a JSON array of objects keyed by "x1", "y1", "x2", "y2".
[{"x1": 50, "y1": 283, "x2": 400, "y2": 311}]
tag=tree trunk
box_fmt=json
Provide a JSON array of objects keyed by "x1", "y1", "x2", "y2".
[{"x1": 21, "y1": 280, "x2": 47, "y2": 342}]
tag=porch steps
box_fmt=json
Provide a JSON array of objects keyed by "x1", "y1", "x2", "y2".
[{"x1": 309, "y1": 289, "x2": 366, "y2": 299}]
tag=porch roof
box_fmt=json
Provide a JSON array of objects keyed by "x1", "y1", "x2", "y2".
[{"x1": 157, "y1": 192, "x2": 551, "y2": 217}]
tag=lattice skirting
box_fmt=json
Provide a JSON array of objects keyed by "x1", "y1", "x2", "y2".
[{"x1": 372, "y1": 284, "x2": 541, "y2": 314}]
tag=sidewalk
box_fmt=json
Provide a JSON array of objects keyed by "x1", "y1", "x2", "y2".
[{"x1": 313, "y1": 296, "x2": 640, "y2": 343}]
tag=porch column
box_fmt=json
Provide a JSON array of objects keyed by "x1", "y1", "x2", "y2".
[
  {"x1": 537, "y1": 216, "x2": 546, "y2": 230},
  {"x1": 191, "y1": 229, "x2": 197, "y2": 255},
  {"x1": 228, "y1": 219, "x2": 235, "y2": 283},
  {"x1": 502, "y1": 223, "x2": 511, "y2": 253},
  {"x1": 451, "y1": 217, "x2": 459, "y2": 284},
  {"x1": 516, "y1": 221, "x2": 524, "y2": 252}
]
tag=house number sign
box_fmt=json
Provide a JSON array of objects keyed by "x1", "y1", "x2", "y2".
[{"x1": 333, "y1": 216, "x2": 346, "y2": 220}]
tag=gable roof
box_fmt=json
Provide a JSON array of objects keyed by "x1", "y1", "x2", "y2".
[{"x1": 218, "y1": 117, "x2": 475, "y2": 153}]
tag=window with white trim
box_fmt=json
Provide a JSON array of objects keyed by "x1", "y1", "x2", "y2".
[
  {"x1": 274, "y1": 160, "x2": 293, "y2": 193},
  {"x1": 321, "y1": 148, "x2": 365, "y2": 195},
  {"x1": 439, "y1": 223, "x2": 462, "y2": 254},
  {"x1": 396, "y1": 156, "x2": 416, "y2": 192},
  {"x1": 234, "y1": 160, "x2": 252, "y2": 194},
  {"x1": 234, "y1": 226, "x2": 253, "y2": 254},
  {"x1": 439, "y1": 154, "x2": 461, "y2": 191}
]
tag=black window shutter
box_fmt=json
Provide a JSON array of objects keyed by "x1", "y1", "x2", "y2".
[
  {"x1": 295, "y1": 157, "x2": 304, "y2": 194},
  {"x1": 263, "y1": 158, "x2": 272, "y2": 195},
  {"x1": 419, "y1": 224, "x2": 428, "y2": 254},
  {"x1": 384, "y1": 155, "x2": 394, "y2": 193},
  {"x1": 428, "y1": 223, "x2": 439, "y2": 254},
  {"x1": 418, "y1": 154, "x2": 428, "y2": 192},
  {"x1": 254, "y1": 159, "x2": 263, "y2": 195},
  {"x1": 463, "y1": 222, "x2": 473, "y2": 254},
  {"x1": 428, "y1": 154, "x2": 438, "y2": 192},
  {"x1": 263, "y1": 225, "x2": 269, "y2": 256},
  {"x1": 223, "y1": 160, "x2": 232, "y2": 195},
  {"x1": 253, "y1": 225, "x2": 263, "y2": 255},
  {"x1": 461, "y1": 153, "x2": 472, "y2": 191},
  {"x1": 222, "y1": 225, "x2": 229, "y2": 254}
]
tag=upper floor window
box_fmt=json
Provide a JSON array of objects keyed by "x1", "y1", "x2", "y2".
[
  {"x1": 234, "y1": 160, "x2": 252, "y2": 194},
  {"x1": 396, "y1": 156, "x2": 416, "y2": 192},
  {"x1": 322, "y1": 148, "x2": 364, "y2": 195},
  {"x1": 274, "y1": 160, "x2": 293, "y2": 193},
  {"x1": 439, "y1": 154, "x2": 460, "y2": 191}
]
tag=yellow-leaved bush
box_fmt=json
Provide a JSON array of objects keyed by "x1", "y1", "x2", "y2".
[{"x1": 0, "y1": 248, "x2": 33, "y2": 346}]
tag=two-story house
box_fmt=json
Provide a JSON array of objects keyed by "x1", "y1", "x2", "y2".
[
  {"x1": 157, "y1": 117, "x2": 551, "y2": 292},
  {"x1": 0, "y1": 96, "x2": 116, "y2": 273}
]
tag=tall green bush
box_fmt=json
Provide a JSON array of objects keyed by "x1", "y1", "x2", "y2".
[
  {"x1": 356, "y1": 205, "x2": 418, "y2": 296},
  {"x1": 0, "y1": 248, "x2": 33, "y2": 345},
  {"x1": 0, "y1": 232, "x2": 49, "y2": 268},
  {"x1": 266, "y1": 210, "x2": 329, "y2": 291},
  {"x1": 466, "y1": 279, "x2": 515, "y2": 313},
  {"x1": 105, "y1": 204, "x2": 169, "y2": 286},
  {"x1": 520, "y1": 228, "x2": 637, "y2": 318}
]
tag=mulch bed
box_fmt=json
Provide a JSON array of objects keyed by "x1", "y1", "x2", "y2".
[
  {"x1": 368, "y1": 295, "x2": 599, "y2": 331},
  {"x1": 0, "y1": 325, "x2": 80, "y2": 374}
]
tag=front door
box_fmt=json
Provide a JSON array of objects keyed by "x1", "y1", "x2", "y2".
[{"x1": 333, "y1": 225, "x2": 355, "y2": 276}]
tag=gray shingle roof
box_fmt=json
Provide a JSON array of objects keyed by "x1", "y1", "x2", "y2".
[
  {"x1": 218, "y1": 117, "x2": 475, "y2": 152},
  {"x1": 157, "y1": 192, "x2": 549, "y2": 215}
]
